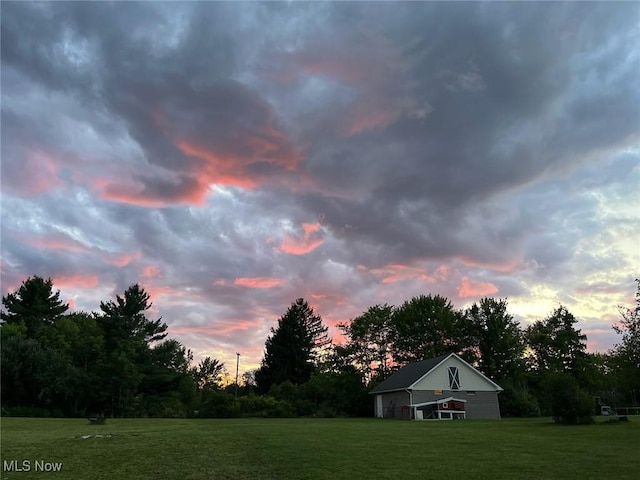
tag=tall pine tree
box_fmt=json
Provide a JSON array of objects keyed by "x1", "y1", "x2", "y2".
[
  {"x1": 255, "y1": 298, "x2": 330, "y2": 393},
  {"x1": 1, "y1": 276, "x2": 69, "y2": 338},
  {"x1": 96, "y1": 284, "x2": 168, "y2": 416}
]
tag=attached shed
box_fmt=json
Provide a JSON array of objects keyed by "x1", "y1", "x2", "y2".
[
  {"x1": 411, "y1": 397, "x2": 467, "y2": 420},
  {"x1": 371, "y1": 353, "x2": 503, "y2": 420}
]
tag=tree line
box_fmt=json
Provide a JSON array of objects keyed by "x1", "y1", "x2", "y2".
[{"x1": 1, "y1": 276, "x2": 638, "y2": 422}]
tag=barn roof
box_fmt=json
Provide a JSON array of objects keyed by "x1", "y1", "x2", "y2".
[
  {"x1": 369, "y1": 353, "x2": 450, "y2": 394},
  {"x1": 369, "y1": 352, "x2": 503, "y2": 394}
]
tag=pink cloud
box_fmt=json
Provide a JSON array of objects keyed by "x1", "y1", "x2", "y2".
[
  {"x1": 9, "y1": 149, "x2": 62, "y2": 196},
  {"x1": 53, "y1": 274, "x2": 99, "y2": 289},
  {"x1": 25, "y1": 233, "x2": 89, "y2": 253},
  {"x1": 171, "y1": 320, "x2": 258, "y2": 337},
  {"x1": 457, "y1": 276, "x2": 499, "y2": 298},
  {"x1": 434, "y1": 265, "x2": 451, "y2": 281},
  {"x1": 91, "y1": 97, "x2": 303, "y2": 208},
  {"x1": 175, "y1": 122, "x2": 301, "y2": 186},
  {"x1": 145, "y1": 285, "x2": 182, "y2": 303},
  {"x1": 177, "y1": 130, "x2": 301, "y2": 186},
  {"x1": 142, "y1": 265, "x2": 161, "y2": 279},
  {"x1": 233, "y1": 277, "x2": 284, "y2": 289},
  {"x1": 175, "y1": 142, "x2": 259, "y2": 190},
  {"x1": 585, "y1": 331, "x2": 620, "y2": 353},
  {"x1": 278, "y1": 222, "x2": 324, "y2": 255},
  {"x1": 371, "y1": 263, "x2": 450, "y2": 285},
  {"x1": 343, "y1": 109, "x2": 399, "y2": 137},
  {"x1": 97, "y1": 176, "x2": 210, "y2": 208},
  {"x1": 104, "y1": 252, "x2": 141, "y2": 267},
  {"x1": 379, "y1": 264, "x2": 436, "y2": 284},
  {"x1": 98, "y1": 129, "x2": 302, "y2": 208}
]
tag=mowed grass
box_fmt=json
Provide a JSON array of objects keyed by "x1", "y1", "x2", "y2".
[{"x1": 1, "y1": 417, "x2": 638, "y2": 480}]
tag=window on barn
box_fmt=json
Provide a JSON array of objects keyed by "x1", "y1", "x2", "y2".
[{"x1": 448, "y1": 367, "x2": 460, "y2": 390}]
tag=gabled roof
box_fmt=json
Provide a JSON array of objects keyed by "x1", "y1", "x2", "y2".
[
  {"x1": 370, "y1": 354, "x2": 450, "y2": 394},
  {"x1": 370, "y1": 352, "x2": 502, "y2": 394}
]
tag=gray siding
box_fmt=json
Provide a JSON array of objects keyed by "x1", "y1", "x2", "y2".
[
  {"x1": 411, "y1": 389, "x2": 501, "y2": 420},
  {"x1": 464, "y1": 391, "x2": 501, "y2": 419},
  {"x1": 379, "y1": 391, "x2": 411, "y2": 419}
]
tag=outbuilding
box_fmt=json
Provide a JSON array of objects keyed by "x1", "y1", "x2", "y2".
[{"x1": 370, "y1": 353, "x2": 503, "y2": 420}]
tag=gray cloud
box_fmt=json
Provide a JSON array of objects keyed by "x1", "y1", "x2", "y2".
[{"x1": 2, "y1": 1, "x2": 638, "y2": 369}]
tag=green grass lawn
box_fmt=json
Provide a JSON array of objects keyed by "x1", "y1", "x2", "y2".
[{"x1": 1, "y1": 416, "x2": 638, "y2": 479}]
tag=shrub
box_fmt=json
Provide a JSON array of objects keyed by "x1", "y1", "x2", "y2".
[
  {"x1": 498, "y1": 382, "x2": 541, "y2": 417},
  {"x1": 542, "y1": 373, "x2": 594, "y2": 424},
  {"x1": 233, "y1": 394, "x2": 296, "y2": 418},
  {"x1": 196, "y1": 390, "x2": 235, "y2": 418},
  {"x1": 2, "y1": 406, "x2": 57, "y2": 417}
]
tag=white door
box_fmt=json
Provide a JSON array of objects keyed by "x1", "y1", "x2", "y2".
[{"x1": 376, "y1": 395, "x2": 383, "y2": 418}]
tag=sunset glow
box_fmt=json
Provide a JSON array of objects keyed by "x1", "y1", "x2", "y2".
[{"x1": 1, "y1": 1, "x2": 638, "y2": 376}]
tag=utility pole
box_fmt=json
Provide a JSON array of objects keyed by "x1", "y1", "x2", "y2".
[{"x1": 235, "y1": 352, "x2": 240, "y2": 400}]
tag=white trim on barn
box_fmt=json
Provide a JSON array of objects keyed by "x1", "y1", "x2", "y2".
[
  {"x1": 375, "y1": 395, "x2": 383, "y2": 418},
  {"x1": 408, "y1": 354, "x2": 503, "y2": 392},
  {"x1": 410, "y1": 397, "x2": 467, "y2": 420}
]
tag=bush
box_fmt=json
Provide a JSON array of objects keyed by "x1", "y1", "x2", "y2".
[
  {"x1": 498, "y1": 382, "x2": 540, "y2": 417},
  {"x1": 236, "y1": 395, "x2": 296, "y2": 418},
  {"x1": 542, "y1": 373, "x2": 594, "y2": 425},
  {"x1": 316, "y1": 404, "x2": 338, "y2": 418},
  {"x1": 2, "y1": 405, "x2": 58, "y2": 418},
  {"x1": 196, "y1": 390, "x2": 235, "y2": 418}
]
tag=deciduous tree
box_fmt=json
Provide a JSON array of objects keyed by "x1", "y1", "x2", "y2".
[
  {"x1": 466, "y1": 298, "x2": 525, "y2": 382},
  {"x1": 338, "y1": 304, "x2": 394, "y2": 383},
  {"x1": 525, "y1": 305, "x2": 587, "y2": 375},
  {"x1": 611, "y1": 279, "x2": 640, "y2": 403},
  {"x1": 193, "y1": 357, "x2": 226, "y2": 390},
  {"x1": 391, "y1": 294, "x2": 468, "y2": 364}
]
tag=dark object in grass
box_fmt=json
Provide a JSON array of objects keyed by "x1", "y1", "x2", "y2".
[{"x1": 87, "y1": 414, "x2": 106, "y2": 425}]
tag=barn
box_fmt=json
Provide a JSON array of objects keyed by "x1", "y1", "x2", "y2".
[{"x1": 370, "y1": 353, "x2": 503, "y2": 420}]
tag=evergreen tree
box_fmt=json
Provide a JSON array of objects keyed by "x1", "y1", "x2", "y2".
[
  {"x1": 98, "y1": 284, "x2": 167, "y2": 347},
  {"x1": 1, "y1": 276, "x2": 69, "y2": 338},
  {"x1": 255, "y1": 298, "x2": 330, "y2": 393},
  {"x1": 96, "y1": 284, "x2": 168, "y2": 416}
]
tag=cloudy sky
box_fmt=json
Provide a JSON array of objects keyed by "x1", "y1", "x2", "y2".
[{"x1": 1, "y1": 1, "x2": 639, "y2": 375}]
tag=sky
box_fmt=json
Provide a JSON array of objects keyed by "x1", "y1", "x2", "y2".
[{"x1": 1, "y1": 1, "x2": 639, "y2": 376}]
